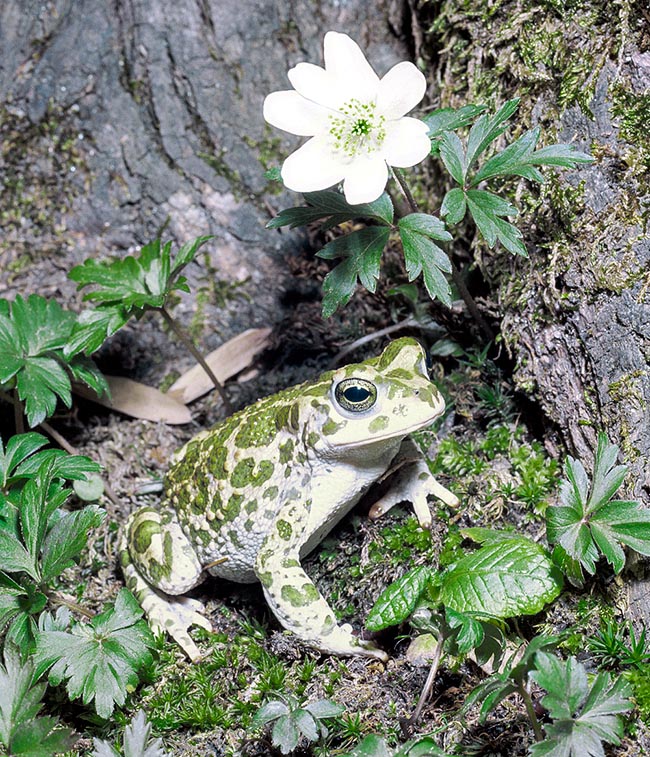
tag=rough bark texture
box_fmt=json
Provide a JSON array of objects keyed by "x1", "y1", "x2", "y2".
[
  {"x1": 417, "y1": 0, "x2": 649, "y2": 497},
  {"x1": 0, "y1": 0, "x2": 411, "y2": 365}
]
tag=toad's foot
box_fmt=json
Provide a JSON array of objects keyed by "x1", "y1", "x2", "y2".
[
  {"x1": 141, "y1": 590, "x2": 212, "y2": 662},
  {"x1": 369, "y1": 456, "x2": 459, "y2": 529}
]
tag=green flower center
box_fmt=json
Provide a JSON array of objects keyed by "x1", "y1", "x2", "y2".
[{"x1": 329, "y1": 99, "x2": 386, "y2": 158}]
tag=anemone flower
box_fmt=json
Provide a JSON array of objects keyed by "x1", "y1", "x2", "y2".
[{"x1": 263, "y1": 31, "x2": 431, "y2": 205}]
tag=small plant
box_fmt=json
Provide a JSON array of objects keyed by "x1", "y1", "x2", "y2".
[
  {"x1": 546, "y1": 432, "x2": 650, "y2": 585},
  {"x1": 251, "y1": 695, "x2": 345, "y2": 755},
  {"x1": 0, "y1": 294, "x2": 108, "y2": 428},
  {"x1": 0, "y1": 436, "x2": 103, "y2": 649},
  {"x1": 342, "y1": 734, "x2": 446, "y2": 757},
  {"x1": 264, "y1": 32, "x2": 592, "y2": 323},
  {"x1": 0, "y1": 644, "x2": 74, "y2": 756},
  {"x1": 588, "y1": 618, "x2": 650, "y2": 670},
  {"x1": 92, "y1": 711, "x2": 167, "y2": 757},
  {"x1": 529, "y1": 651, "x2": 632, "y2": 755},
  {"x1": 68, "y1": 235, "x2": 232, "y2": 411}
]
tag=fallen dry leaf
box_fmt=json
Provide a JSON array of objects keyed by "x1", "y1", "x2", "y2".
[
  {"x1": 168, "y1": 327, "x2": 271, "y2": 404},
  {"x1": 75, "y1": 376, "x2": 192, "y2": 424}
]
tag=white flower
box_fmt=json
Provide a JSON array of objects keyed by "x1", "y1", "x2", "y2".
[{"x1": 263, "y1": 31, "x2": 431, "y2": 205}]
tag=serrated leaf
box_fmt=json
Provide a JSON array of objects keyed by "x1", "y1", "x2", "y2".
[
  {"x1": 366, "y1": 566, "x2": 432, "y2": 631},
  {"x1": 319, "y1": 227, "x2": 390, "y2": 317},
  {"x1": 0, "y1": 645, "x2": 74, "y2": 755},
  {"x1": 438, "y1": 131, "x2": 467, "y2": 184},
  {"x1": 272, "y1": 713, "x2": 300, "y2": 755},
  {"x1": 465, "y1": 98, "x2": 520, "y2": 169},
  {"x1": 440, "y1": 539, "x2": 562, "y2": 618},
  {"x1": 399, "y1": 224, "x2": 452, "y2": 307},
  {"x1": 0, "y1": 433, "x2": 49, "y2": 489},
  {"x1": 92, "y1": 711, "x2": 167, "y2": 757},
  {"x1": 304, "y1": 699, "x2": 345, "y2": 719},
  {"x1": 65, "y1": 305, "x2": 129, "y2": 357},
  {"x1": 423, "y1": 104, "x2": 487, "y2": 143},
  {"x1": 465, "y1": 189, "x2": 523, "y2": 254},
  {"x1": 293, "y1": 708, "x2": 319, "y2": 741},
  {"x1": 529, "y1": 652, "x2": 632, "y2": 757},
  {"x1": 13, "y1": 448, "x2": 101, "y2": 483},
  {"x1": 440, "y1": 188, "x2": 467, "y2": 225},
  {"x1": 471, "y1": 127, "x2": 542, "y2": 185},
  {"x1": 267, "y1": 190, "x2": 393, "y2": 229},
  {"x1": 398, "y1": 213, "x2": 452, "y2": 242},
  {"x1": 40, "y1": 505, "x2": 105, "y2": 583},
  {"x1": 546, "y1": 432, "x2": 650, "y2": 578},
  {"x1": 252, "y1": 700, "x2": 290, "y2": 727},
  {"x1": 34, "y1": 589, "x2": 155, "y2": 718},
  {"x1": 69, "y1": 236, "x2": 211, "y2": 313},
  {"x1": 528, "y1": 143, "x2": 594, "y2": 168},
  {"x1": 0, "y1": 296, "x2": 105, "y2": 427}
]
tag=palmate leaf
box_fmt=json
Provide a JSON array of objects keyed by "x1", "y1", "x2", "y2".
[
  {"x1": 465, "y1": 189, "x2": 527, "y2": 257},
  {"x1": 0, "y1": 295, "x2": 108, "y2": 427},
  {"x1": 0, "y1": 645, "x2": 74, "y2": 756},
  {"x1": 546, "y1": 432, "x2": 650, "y2": 582},
  {"x1": 529, "y1": 652, "x2": 632, "y2": 757},
  {"x1": 34, "y1": 589, "x2": 154, "y2": 719},
  {"x1": 398, "y1": 213, "x2": 453, "y2": 306},
  {"x1": 267, "y1": 190, "x2": 394, "y2": 230},
  {"x1": 69, "y1": 236, "x2": 213, "y2": 312},
  {"x1": 318, "y1": 226, "x2": 391, "y2": 317},
  {"x1": 92, "y1": 711, "x2": 167, "y2": 757},
  {"x1": 423, "y1": 104, "x2": 487, "y2": 154}
]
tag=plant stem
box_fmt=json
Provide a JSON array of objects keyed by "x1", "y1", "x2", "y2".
[
  {"x1": 392, "y1": 168, "x2": 495, "y2": 341},
  {"x1": 12, "y1": 390, "x2": 25, "y2": 435},
  {"x1": 518, "y1": 681, "x2": 544, "y2": 742},
  {"x1": 403, "y1": 633, "x2": 444, "y2": 734},
  {"x1": 159, "y1": 307, "x2": 233, "y2": 414}
]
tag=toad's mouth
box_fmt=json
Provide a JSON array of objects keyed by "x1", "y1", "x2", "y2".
[{"x1": 331, "y1": 411, "x2": 442, "y2": 450}]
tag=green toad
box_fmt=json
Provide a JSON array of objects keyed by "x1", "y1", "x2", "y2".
[{"x1": 120, "y1": 338, "x2": 458, "y2": 660}]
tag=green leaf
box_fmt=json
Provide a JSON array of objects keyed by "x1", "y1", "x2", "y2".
[
  {"x1": 546, "y1": 432, "x2": 650, "y2": 580},
  {"x1": 440, "y1": 538, "x2": 562, "y2": 618},
  {"x1": 34, "y1": 588, "x2": 155, "y2": 719},
  {"x1": 529, "y1": 652, "x2": 632, "y2": 757},
  {"x1": 440, "y1": 188, "x2": 467, "y2": 226},
  {"x1": 267, "y1": 190, "x2": 394, "y2": 229},
  {"x1": 13, "y1": 448, "x2": 101, "y2": 483},
  {"x1": 252, "y1": 700, "x2": 290, "y2": 727},
  {"x1": 69, "y1": 236, "x2": 212, "y2": 314},
  {"x1": 0, "y1": 531, "x2": 38, "y2": 580},
  {"x1": 304, "y1": 699, "x2": 345, "y2": 719},
  {"x1": 398, "y1": 213, "x2": 452, "y2": 242},
  {"x1": 92, "y1": 711, "x2": 167, "y2": 757},
  {"x1": 40, "y1": 505, "x2": 105, "y2": 583},
  {"x1": 438, "y1": 131, "x2": 467, "y2": 184},
  {"x1": 0, "y1": 433, "x2": 49, "y2": 489},
  {"x1": 66, "y1": 305, "x2": 129, "y2": 357},
  {"x1": 527, "y1": 143, "x2": 594, "y2": 168},
  {"x1": 398, "y1": 220, "x2": 453, "y2": 307},
  {"x1": 0, "y1": 645, "x2": 74, "y2": 755},
  {"x1": 272, "y1": 713, "x2": 300, "y2": 754},
  {"x1": 0, "y1": 295, "x2": 106, "y2": 427},
  {"x1": 319, "y1": 227, "x2": 390, "y2": 317},
  {"x1": 366, "y1": 566, "x2": 432, "y2": 631},
  {"x1": 342, "y1": 734, "x2": 392, "y2": 757},
  {"x1": 465, "y1": 98, "x2": 520, "y2": 169},
  {"x1": 293, "y1": 708, "x2": 319, "y2": 741},
  {"x1": 423, "y1": 104, "x2": 487, "y2": 146},
  {"x1": 465, "y1": 189, "x2": 527, "y2": 256},
  {"x1": 445, "y1": 608, "x2": 485, "y2": 654}
]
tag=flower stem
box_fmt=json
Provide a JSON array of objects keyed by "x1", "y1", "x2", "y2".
[
  {"x1": 159, "y1": 307, "x2": 233, "y2": 414},
  {"x1": 13, "y1": 390, "x2": 25, "y2": 435},
  {"x1": 518, "y1": 681, "x2": 544, "y2": 742},
  {"x1": 392, "y1": 169, "x2": 495, "y2": 341}
]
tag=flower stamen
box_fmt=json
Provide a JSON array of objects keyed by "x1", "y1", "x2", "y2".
[{"x1": 329, "y1": 98, "x2": 386, "y2": 158}]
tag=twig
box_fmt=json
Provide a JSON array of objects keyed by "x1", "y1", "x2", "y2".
[
  {"x1": 403, "y1": 633, "x2": 444, "y2": 734},
  {"x1": 329, "y1": 317, "x2": 418, "y2": 367},
  {"x1": 392, "y1": 168, "x2": 495, "y2": 342},
  {"x1": 12, "y1": 390, "x2": 25, "y2": 435},
  {"x1": 519, "y1": 681, "x2": 544, "y2": 742},
  {"x1": 159, "y1": 306, "x2": 233, "y2": 414}
]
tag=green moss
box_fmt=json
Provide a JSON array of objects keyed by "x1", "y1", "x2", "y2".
[{"x1": 610, "y1": 82, "x2": 650, "y2": 175}]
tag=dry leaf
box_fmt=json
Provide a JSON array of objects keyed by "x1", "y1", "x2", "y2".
[
  {"x1": 75, "y1": 376, "x2": 192, "y2": 424},
  {"x1": 168, "y1": 327, "x2": 271, "y2": 404}
]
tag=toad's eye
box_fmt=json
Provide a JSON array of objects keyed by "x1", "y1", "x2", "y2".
[{"x1": 334, "y1": 378, "x2": 377, "y2": 412}]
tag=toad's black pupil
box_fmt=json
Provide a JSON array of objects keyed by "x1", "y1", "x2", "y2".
[{"x1": 344, "y1": 385, "x2": 371, "y2": 403}]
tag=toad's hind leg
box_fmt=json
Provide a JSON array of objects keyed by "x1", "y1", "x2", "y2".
[{"x1": 119, "y1": 506, "x2": 211, "y2": 661}]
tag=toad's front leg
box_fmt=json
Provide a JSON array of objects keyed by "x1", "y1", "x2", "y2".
[
  {"x1": 255, "y1": 497, "x2": 387, "y2": 661},
  {"x1": 368, "y1": 438, "x2": 459, "y2": 528}
]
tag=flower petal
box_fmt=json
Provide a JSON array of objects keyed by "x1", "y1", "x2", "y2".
[
  {"x1": 342, "y1": 156, "x2": 388, "y2": 204},
  {"x1": 263, "y1": 91, "x2": 330, "y2": 136},
  {"x1": 288, "y1": 63, "x2": 342, "y2": 110},
  {"x1": 376, "y1": 62, "x2": 427, "y2": 120},
  {"x1": 281, "y1": 137, "x2": 348, "y2": 192},
  {"x1": 382, "y1": 118, "x2": 431, "y2": 168},
  {"x1": 323, "y1": 32, "x2": 380, "y2": 100}
]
